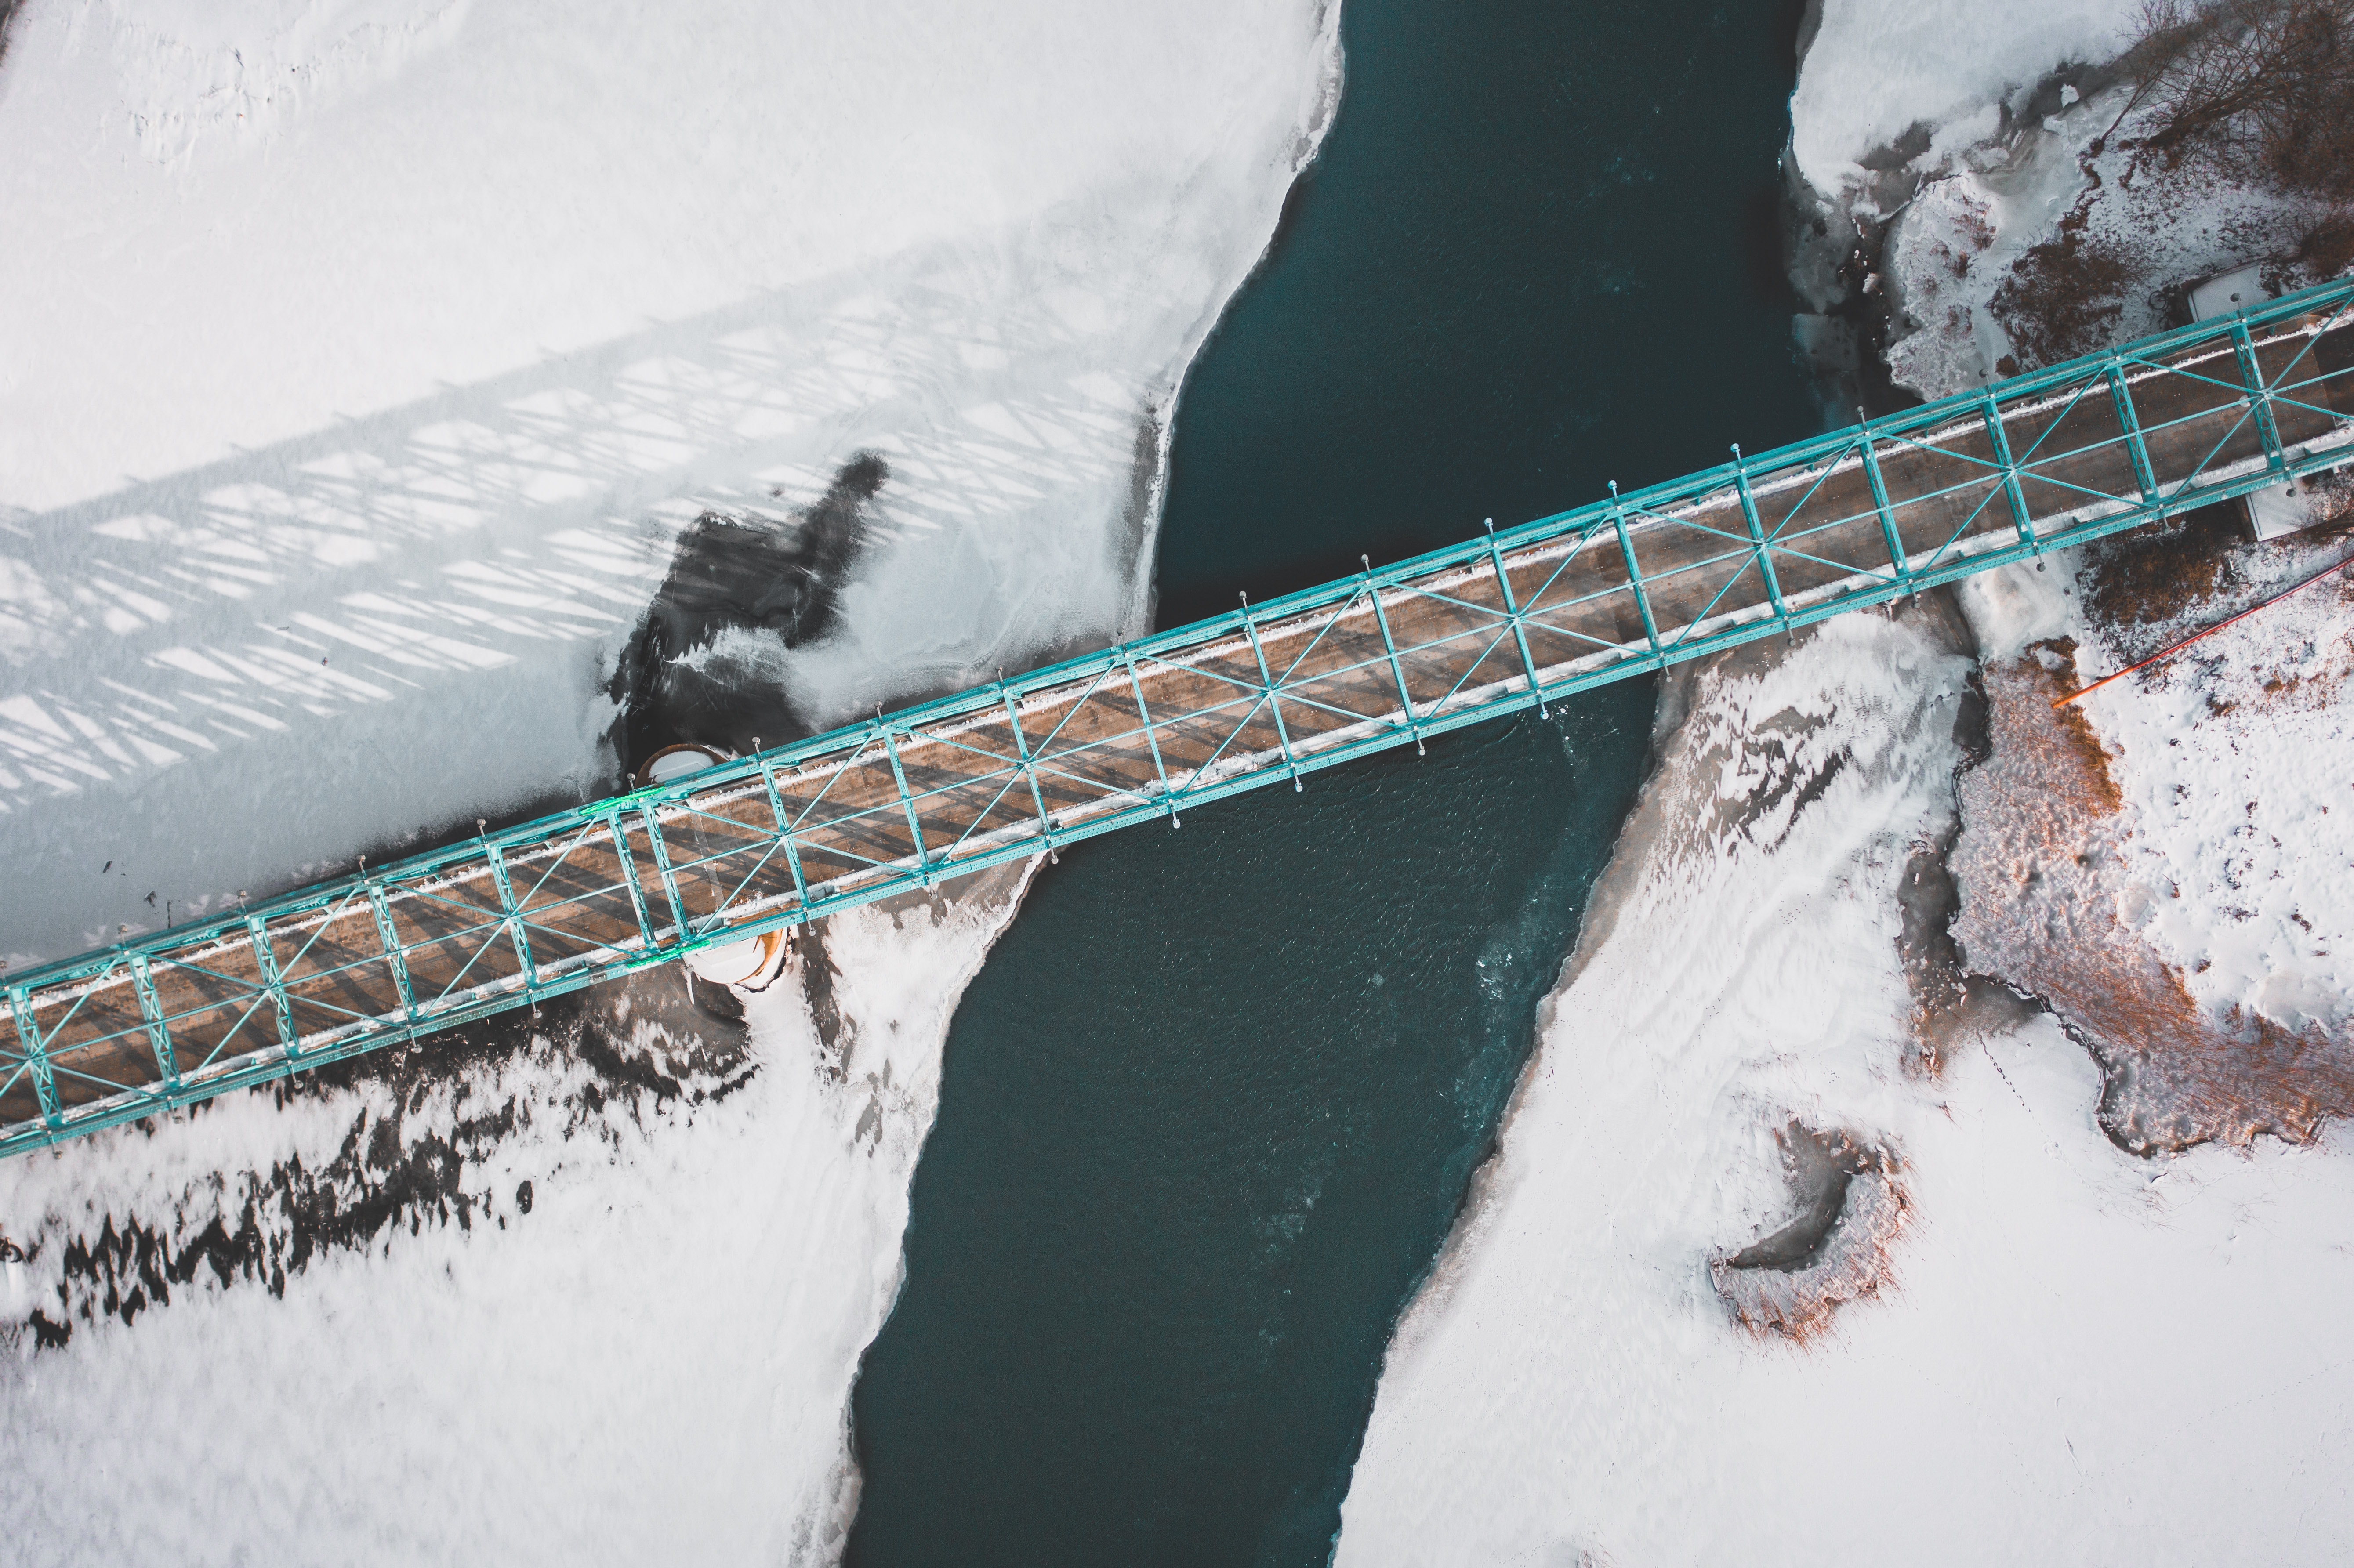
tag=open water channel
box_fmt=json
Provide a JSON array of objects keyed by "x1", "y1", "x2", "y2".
[{"x1": 847, "y1": 0, "x2": 1821, "y2": 1560}]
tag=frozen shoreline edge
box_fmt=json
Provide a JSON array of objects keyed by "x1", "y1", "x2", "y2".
[{"x1": 825, "y1": 13, "x2": 1350, "y2": 1532}]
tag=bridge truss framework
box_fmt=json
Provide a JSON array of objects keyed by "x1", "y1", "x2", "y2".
[{"x1": 7, "y1": 278, "x2": 2354, "y2": 1156}]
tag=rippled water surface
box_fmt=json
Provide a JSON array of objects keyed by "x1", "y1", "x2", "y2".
[{"x1": 848, "y1": 0, "x2": 1819, "y2": 1561}]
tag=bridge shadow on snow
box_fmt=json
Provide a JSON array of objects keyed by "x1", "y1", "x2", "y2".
[{"x1": 0, "y1": 190, "x2": 1176, "y2": 954}]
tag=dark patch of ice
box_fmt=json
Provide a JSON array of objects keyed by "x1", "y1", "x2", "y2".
[
  {"x1": 1725, "y1": 1122, "x2": 1879, "y2": 1271},
  {"x1": 609, "y1": 451, "x2": 889, "y2": 763}
]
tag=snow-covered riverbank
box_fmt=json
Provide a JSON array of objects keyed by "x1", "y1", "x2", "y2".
[
  {"x1": 1336, "y1": 4, "x2": 2354, "y2": 1557},
  {"x1": 1, "y1": 879, "x2": 1033, "y2": 1562},
  {"x1": 0, "y1": 1, "x2": 1338, "y2": 1559},
  {"x1": 1335, "y1": 579, "x2": 2354, "y2": 1563},
  {"x1": 0, "y1": 0, "x2": 1338, "y2": 964}
]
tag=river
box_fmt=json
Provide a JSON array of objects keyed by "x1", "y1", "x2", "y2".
[{"x1": 846, "y1": 1, "x2": 1821, "y2": 1561}]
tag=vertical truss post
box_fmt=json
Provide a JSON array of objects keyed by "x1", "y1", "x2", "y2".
[
  {"x1": 1364, "y1": 561, "x2": 1425, "y2": 753},
  {"x1": 246, "y1": 915, "x2": 299, "y2": 1057},
  {"x1": 365, "y1": 880, "x2": 418, "y2": 1024},
  {"x1": 752, "y1": 756, "x2": 812, "y2": 913},
  {"x1": 2230, "y1": 315, "x2": 2289, "y2": 476},
  {"x1": 603, "y1": 812, "x2": 657, "y2": 952},
  {"x1": 1980, "y1": 395, "x2": 2038, "y2": 550},
  {"x1": 1483, "y1": 521, "x2": 1549, "y2": 717},
  {"x1": 1856, "y1": 421, "x2": 1910, "y2": 585},
  {"x1": 483, "y1": 841, "x2": 538, "y2": 996},
  {"x1": 8, "y1": 985, "x2": 64, "y2": 1130},
  {"x1": 638, "y1": 806, "x2": 691, "y2": 943},
  {"x1": 877, "y1": 720, "x2": 933, "y2": 887},
  {"x1": 1730, "y1": 445, "x2": 1790, "y2": 626},
  {"x1": 1118, "y1": 646, "x2": 1179, "y2": 822},
  {"x1": 1239, "y1": 594, "x2": 1303, "y2": 791},
  {"x1": 127, "y1": 952, "x2": 180, "y2": 1090},
  {"x1": 1608, "y1": 483, "x2": 1667, "y2": 660},
  {"x1": 2104, "y1": 360, "x2": 2161, "y2": 505},
  {"x1": 1001, "y1": 689, "x2": 1058, "y2": 853}
]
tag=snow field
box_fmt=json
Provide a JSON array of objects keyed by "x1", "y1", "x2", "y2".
[
  {"x1": 1335, "y1": 605, "x2": 2354, "y2": 1565},
  {"x1": 0, "y1": 0, "x2": 1341, "y2": 964},
  {"x1": 1794, "y1": 0, "x2": 2343, "y2": 401},
  {"x1": 1962, "y1": 540, "x2": 2354, "y2": 1046},
  {"x1": 0, "y1": 1, "x2": 1340, "y2": 1561},
  {"x1": 0, "y1": 875, "x2": 1031, "y2": 1565},
  {"x1": 1789, "y1": 0, "x2": 2135, "y2": 199}
]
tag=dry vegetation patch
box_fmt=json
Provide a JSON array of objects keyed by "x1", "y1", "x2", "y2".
[
  {"x1": 1711, "y1": 1125, "x2": 1911, "y2": 1343},
  {"x1": 1951, "y1": 642, "x2": 2354, "y2": 1152}
]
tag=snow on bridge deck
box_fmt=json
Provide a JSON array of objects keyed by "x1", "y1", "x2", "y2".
[{"x1": 8, "y1": 279, "x2": 2354, "y2": 1155}]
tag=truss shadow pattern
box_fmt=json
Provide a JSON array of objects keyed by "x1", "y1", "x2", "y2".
[{"x1": 9, "y1": 279, "x2": 2354, "y2": 1156}]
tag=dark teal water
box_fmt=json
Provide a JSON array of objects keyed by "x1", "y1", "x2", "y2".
[
  {"x1": 847, "y1": 1, "x2": 1821, "y2": 1562},
  {"x1": 1152, "y1": 0, "x2": 1818, "y2": 627}
]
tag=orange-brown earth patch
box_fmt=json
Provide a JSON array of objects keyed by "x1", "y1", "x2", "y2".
[{"x1": 1950, "y1": 643, "x2": 2354, "y2": 1152}]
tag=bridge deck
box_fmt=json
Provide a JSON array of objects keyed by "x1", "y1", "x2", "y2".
[{"x1": 9, "y1": 282, "x2": 2354, "y2": 1154}]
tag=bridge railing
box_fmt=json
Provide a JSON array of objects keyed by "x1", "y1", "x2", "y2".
[{"x1": 6, "y1": 276, "x2": 2352, "y2": 1156}]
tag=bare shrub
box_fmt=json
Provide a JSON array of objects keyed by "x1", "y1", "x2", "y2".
[
  {"x1": 2082, "y1": 507, "x2": 2242, "y2": 628},
  {"x1": 2295, "y1": 208, "x2": 2354, "y2": 272},
  {"x1": 2120, "y1": 0, "x2": 2354, "y2": 202},
  {"x1": 1989, "y1": 202, "x2": 2138, "y2": 368}
]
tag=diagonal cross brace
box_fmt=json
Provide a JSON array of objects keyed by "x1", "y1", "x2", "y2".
[
  {"x1": 483, "y1": 842, "x2": 539, "y2": 996},
  {"x1": 7, "y1": 985, "x2": 63, "y2": 1129},
  {"x1": 878, "y1": 720, "x2": 933, "y2": 887},
  {"x1": 1730, "y1": 446, "x2": 1791, "y2": 626},
  {"x1": 2105, "y1": 359, "x2": 2162, "y2": 503},
  {"x1": 366, "y1": 880, "x2": 419, "y2": 1023},
  {"x1": 1364, "y1": 564, "x2": 1426, "y2": 750},
  {"x1": 1484, "y1": 521, "x2": 1549, "y2": 716},
  {"x1": 753, "y1": 755, "x2": 813, "y2": 911},
  {"x1": 1001, "y1": 690, "x2": 1059, "y2": 851},
  {"x1": 1608, "y1": 485, "x2": 1666, "y2": 658},
  {"x1": 1855, "y1": 423, "x2": 1909, "y2": 585},
  {"x1": 639, "y1": 807, "x2": 691, "y2": 943},
  {"x1": 2230, "y1": 315, "x2": 2289, "y2": 476},
  {"x1": 1119, "y1": 646, "x2": 1180, "y2": 824},
  {"x1": 604, "y1": 812, "x2": 657, "y2": 951},
  {"x1": 246, "y1": 915, "x2": 299, "y2": 1057},
  {"x1": 1240, "y1": 597, "x2": 1303, "y2": 791},
  {"x1": 1980, "y1": 395, "x2": 2038, "y2": 550},
  {"x1": 128, "y1": 952, "x2": 179, "y2": 1089}
]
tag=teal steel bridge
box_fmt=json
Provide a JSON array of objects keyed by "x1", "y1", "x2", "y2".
[{"x1": 7, "y1": 279, "x2": 2354, "y2": 1157}]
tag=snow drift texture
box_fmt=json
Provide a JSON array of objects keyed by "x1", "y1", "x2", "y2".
[
  {"x1": 0, "y1": 0, "x2": 1338, "y2": 1561},
  {"x1": 1335, "y1": 595, "x2": 2354, "y2": 1566},
  {"x1": 1335, "y1": 8, "x2": 2354, "y2": 1560},
  {"x1": 0, "y1": 0, "x2": 1339, "y2": 966}
]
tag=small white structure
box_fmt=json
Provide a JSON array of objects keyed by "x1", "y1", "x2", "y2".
[
  {"x1": 636, "y1": 741, "x2": 792, "y2": 994},
  {"x1": 686, "y1": 927, "x2": 790, "y2": 992},
  {"x1": 2188, "y1": 264, "x2": 2326, "y2": 541},
  {"x1": 633, "y1": 742, "x2": 730, "y2": 790}
]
